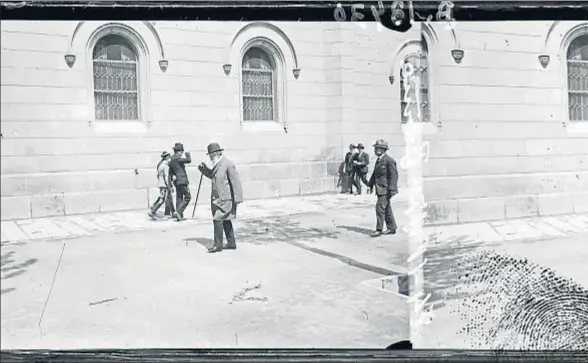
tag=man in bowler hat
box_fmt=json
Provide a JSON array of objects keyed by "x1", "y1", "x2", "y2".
[
  {"x1": 368, "y1": 139, "x2": 398, "y2": 237},
  {"x1": 198, "y1": 143, "x2": 244, "y2": 253},
  {"x1": 169, "y1": 142, "x2": 192, "y2": 221}
]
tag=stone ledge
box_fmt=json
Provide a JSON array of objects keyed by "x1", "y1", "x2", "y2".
[
  {"x1": 425, "y1": 192, "x2": 587, "y2": 225},
  {"x1": 0, "y1": 196, "x2": 31, "y2": 220},
  {"x1": 0, "y1": 176, "x2": 339, "y2": 221}
]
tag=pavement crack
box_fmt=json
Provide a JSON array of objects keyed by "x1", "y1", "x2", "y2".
[{"x1": 38, "y1": 243, "x2": 66, "y2": 337}]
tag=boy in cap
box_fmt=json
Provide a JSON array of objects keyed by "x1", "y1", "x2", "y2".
[
  {"x1": 368, "y1": 139, "x2": 398, "y2": 237},
  {"x1": 169, "y1": 142, "x2": 192, "y2": 221},
  {"x1": 148, "y1": 151, "x2": 175, "y2": 219},
  {"x1": 198, "y1": 142, "x2": 243, "y2": 253}
]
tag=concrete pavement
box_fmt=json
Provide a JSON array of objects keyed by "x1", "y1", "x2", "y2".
[
  {"x1": 2, "y1": 192, "x2": 587, "y2": 349},
  {"x1": 1, "y1": 194, "x2": 411, "y2": 349}
]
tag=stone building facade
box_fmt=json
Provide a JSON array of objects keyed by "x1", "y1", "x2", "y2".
[{"x1": 1, "y1": 20, "x2": 587, "y2": 223}]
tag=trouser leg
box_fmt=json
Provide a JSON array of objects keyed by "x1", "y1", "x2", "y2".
[
  {"x1": 385, "y1": 196, "x2": 397, "y2": 231},
  {"x1": 223, "y1": 220, "x2": 236, "y2": 247},
  {"x1": 375, "y1": 195, "x2": 387, "y2": 231},
  {"x1": 175, "y1": 186, "x2": 183, "y2": 215},
  {"x1": 164, "y1": 190, "x2": 171, "y2": 215},
  {"x1": 213, "y1": 220, "x2": 224, "y2": 250},
  {"x1": 341, "y1": 173, "x2": 350, "y2": 193},
  {"x1": 176, "y1": 185, "x2": 192, "y2": 217},
  {"x1": 354, "y1": 173, "x2": 362, "y2": 194},
  {"x1": 348, "y1": 171, "x2": 357, "y2": 193},
  {"x1": 359, "y1": 173, "x2": 369, "y2": 187},
  {"x1": 165, "y1": 189, "x2": 175, "y2": 214},
  {"x1": 151, "y1": 188, "x2": 167, "y2": 213}
]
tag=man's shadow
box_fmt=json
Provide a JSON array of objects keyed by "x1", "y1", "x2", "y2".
[
  {"x1": 184, "y1": 237, "x2": 213, "y2": 249},
  {"x1": 336, "y1": 225, "x2": 373, "y2": 236}
]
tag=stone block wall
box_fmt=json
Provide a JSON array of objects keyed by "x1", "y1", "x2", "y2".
[
  {"x1": 422, "y1": 21, "x2": 588, "y2": 224},
  {"x1": 0, "y1": 21, "x2": 355, "y2": 220},
  {"x1": 2, "y1": 20, "x2": 587, "y2": 223}
]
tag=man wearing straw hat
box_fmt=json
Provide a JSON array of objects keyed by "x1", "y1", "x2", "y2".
[
  {"x1": 368, "y1": 139, "x2": 398, "y2": 238},
  {"x1": 198, "y1": 142, "x2": 243, "y2": 253}
]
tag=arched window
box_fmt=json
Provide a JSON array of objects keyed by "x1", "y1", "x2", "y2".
[
  {"x1": 92, "y1": 34, "x2": 139, "y2": 121},
  {"x1": 566, "y1": 34, "x2": 588, "y2": 121},
  {"x1": 242, "y1": 47, "x2": 277, "y2": 122},
  {"x1": 400, "y1": 40, "x2": 429, "y2": 123}
]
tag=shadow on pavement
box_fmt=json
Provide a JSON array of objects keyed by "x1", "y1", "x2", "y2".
[
  {"x1": 422, "y1": 234, "x2": 483, "y2": 311},
  {"x1": 184, "y1": 217, "x2": 339, "y2": 249},
  {"x1": 336, "y1": 225, "x2": 373, "y2": 236},
  {"x1": 185, "y1": 237, "x2": 214, "y2": 250},
  {"x1": 1, "y1": 249, "x2": 38, "y2": 295},
  {"x1": 286, "y1": 239, "x2": 401, "y2": 276},
  {"x1": 239, "y1": 218, "x2": 340, "y2": 245},
  {"x1": 184, "y1": 217, "x2": 403, "y2": 277}
]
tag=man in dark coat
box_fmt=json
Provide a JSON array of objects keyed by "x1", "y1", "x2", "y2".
[
  {"x1": 169, "y1": 142, "x2": 192, "y2": 221},
  {"x1": 368, "y1": 139, "x2": 398, "y2": 238},
  {"x1": 344, "y1": 144, "x2": 359, "y2": 194},
  {"x1": 353, "y1": 143, "x2": 370, "y2": 195},
  {"x1": 198, "y1": 143, "x2": 244, "y2": 253},
  {"x1": 164, "y1": 148, "x2": 174, "y2": 217}
]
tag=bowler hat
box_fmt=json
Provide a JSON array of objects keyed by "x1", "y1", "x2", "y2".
[
  {"x1": 357, "y1": 143, "x2": 365, "y2": 149},
  {"x1": 173, "y1": 142, "x2": 184, "y2": 152},
  {"x1": 373, "y1": 139, "x2": 389, "y2": 150},
  {"x1": 161, "y1": 151, "x2": 170, "y2": 158},
  {"x1": 206, "y1": 142, "x2": 224, "y2": 155}
]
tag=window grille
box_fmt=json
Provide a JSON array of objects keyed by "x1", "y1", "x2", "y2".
[
  {"x1": 92, "y1": 34, "x2": 139, "y2": 121},
  {"x1": 242, "y1": 47, "x2": 276, "y2": 122},
  {"x1": 400, "y1": 53, "x2": 430, "y2": 123},
  {"x1": 567, "y1": 34, "x2": 588, "y2": 122}
]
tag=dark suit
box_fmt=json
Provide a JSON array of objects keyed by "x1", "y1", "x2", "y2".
[
  {"x1": 368, "y1": 153, "x2": 398, "y2": 232},
  {"x1": 342, "y1": 152, "x2": 352, "y2": 193},
  {"x1": 199, "y1": 156, "x2": 243, "y2": 250},
  {"x1": 345, "y1": 151, "x2": 360, "y2": 193},
  {"x1": 354, "y1": 151, "x2": 370, "y2": 193},
  {"x1": 169, "y1": 152, "x2": 192, "y2": 217}
]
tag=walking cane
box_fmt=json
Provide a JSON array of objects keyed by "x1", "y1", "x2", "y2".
[{"x1": 191, "y1": 173, "x2": 204, "y2": 218}]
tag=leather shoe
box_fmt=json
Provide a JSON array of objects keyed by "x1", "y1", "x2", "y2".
[
  {"x1": 383, "y1": 229, "x2": 397, "y2": 235},
  {"x1": 224, "y1": 245, "x2": 237, "y2": 250},
  {"x1": 371, "y1": 231, "x2": 382, "y2": 238},
  {"x1": 208, "y1": 247, "x2": 222, "y2": 253}
]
